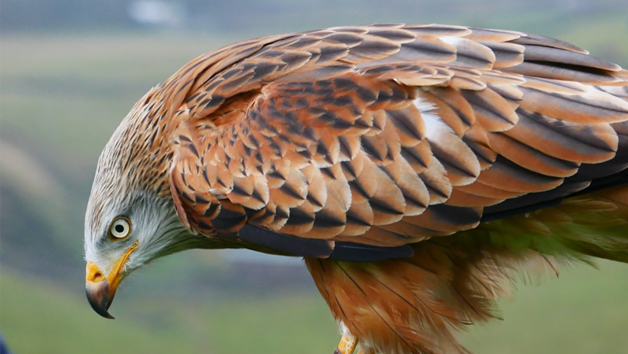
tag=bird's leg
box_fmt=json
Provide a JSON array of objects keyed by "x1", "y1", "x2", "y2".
[{"x1": 333, "y1": 333, "x2": 358, "y2": 354}]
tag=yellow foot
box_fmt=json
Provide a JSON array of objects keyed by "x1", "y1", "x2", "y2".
[{"x1": 334, "y1": 333, "x2": 358, "y2": 354}]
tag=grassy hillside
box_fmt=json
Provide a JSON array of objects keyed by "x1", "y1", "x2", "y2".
[
  {"x1": 2, "y1": 261, "x2": 627, "y2": 354},
  {"x1": 462, "y1": 260, "x2": 628, "y2": 354},
  {"x1": 0, "y1": 269, "x2": 338, "y2": 354}
]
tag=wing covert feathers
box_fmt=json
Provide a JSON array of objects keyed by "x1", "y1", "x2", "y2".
[{"x1": 166, "y1": 24, "x2": 628, "y2": 251}]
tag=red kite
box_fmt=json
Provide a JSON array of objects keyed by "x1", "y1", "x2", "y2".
[{"x1": 84, "y1": 24, "x2": 628, "y2": 354}]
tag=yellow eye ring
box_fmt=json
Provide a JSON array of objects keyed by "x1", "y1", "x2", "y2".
[{"x1": 109, "y1": 216, "x2": 132, "y2": 240}]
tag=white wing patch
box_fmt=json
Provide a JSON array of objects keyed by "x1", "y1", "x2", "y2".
[
  {"x1": 415, "y1": 96, "x2": 455, "y2": 142},
  {"x1": 414, "y1": 94, "x2": 481, "y2": 187}
]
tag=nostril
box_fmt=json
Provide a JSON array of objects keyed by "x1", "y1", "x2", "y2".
[{"x1": 86, "y1": 262, "x2": 106, "y2": 282}]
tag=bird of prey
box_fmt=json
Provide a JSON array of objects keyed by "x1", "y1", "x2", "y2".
[{"x1": 84, "y1": 24, "x2": 628, "y2": 354}]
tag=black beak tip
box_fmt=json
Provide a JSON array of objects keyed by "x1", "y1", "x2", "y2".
[{"x1": 86, "y1": 284, "x2": 115, "y2": 319}]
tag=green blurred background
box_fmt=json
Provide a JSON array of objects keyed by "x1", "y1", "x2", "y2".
[{"x1": 1, "y1": 1, "x2": 627, "y2": 353}]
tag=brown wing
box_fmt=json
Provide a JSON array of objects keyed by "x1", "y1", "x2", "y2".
[{"x1": 167, "y1": 24, "x2": 628, "y2": 258}]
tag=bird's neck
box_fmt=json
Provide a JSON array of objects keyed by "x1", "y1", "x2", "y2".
[{"x1": 106, "y1": 87, "x2": 189, "y2": 198}]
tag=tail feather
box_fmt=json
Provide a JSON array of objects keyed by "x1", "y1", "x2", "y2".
[{"x1": 306, "y1": 185, "x2": 628, "y2": 354}]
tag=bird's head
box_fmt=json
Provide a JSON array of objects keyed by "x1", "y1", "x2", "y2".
[{"x1": 83, "y1": 91, "x2": 211, "y2": 319}]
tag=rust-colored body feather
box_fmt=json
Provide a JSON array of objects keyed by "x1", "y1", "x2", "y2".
[{"x1": 308, "y1": 186, "x2": 628, "y2": 354}]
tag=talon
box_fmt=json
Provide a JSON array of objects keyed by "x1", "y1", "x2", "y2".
[{"x1": 335, "y1": 333, "x2": 358, "y2": 354}]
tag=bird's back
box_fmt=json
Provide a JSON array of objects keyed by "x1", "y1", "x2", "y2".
[{"x1": 163, "y1": 24, "x2": 628, "y2": 259}]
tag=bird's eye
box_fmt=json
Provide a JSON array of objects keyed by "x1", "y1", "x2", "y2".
[{"x1": 109, "y1": 216, "x2": 132, "y2": 240}]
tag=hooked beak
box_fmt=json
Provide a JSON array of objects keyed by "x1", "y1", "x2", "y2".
[{"x1": 85, "y1": 241, "x2": 138, "y2": 319}]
